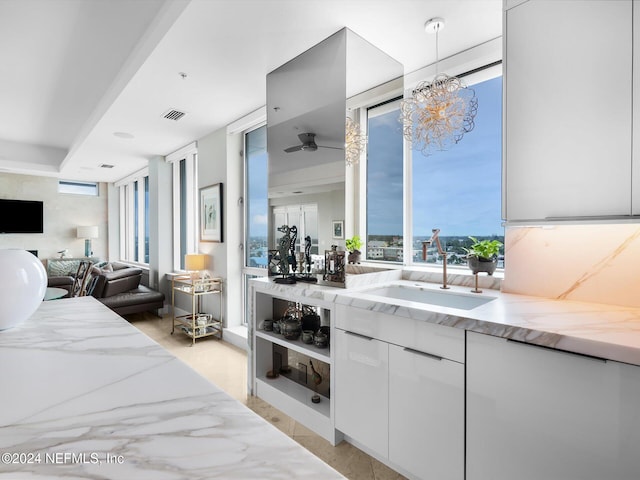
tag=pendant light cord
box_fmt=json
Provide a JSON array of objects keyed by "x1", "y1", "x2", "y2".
[{"x1": 435, "y1": 24, "x2": 440, "y2": 75}]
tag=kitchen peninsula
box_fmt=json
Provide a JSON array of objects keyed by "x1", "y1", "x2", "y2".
[
  {"x1": 0, "y1": 296, "x2": 343, "y2": 479},
  {"x1": 251, "y1": 274, "x2": 640, "y2": 480}
]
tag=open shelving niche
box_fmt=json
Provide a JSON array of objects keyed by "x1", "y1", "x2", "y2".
[{"x1": 252, "y1": 283, "x2": 341, "y2": 445}]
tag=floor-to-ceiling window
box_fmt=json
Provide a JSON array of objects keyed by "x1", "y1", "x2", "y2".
[
  {"x1": 243, "y1": 124, "x2": 268, "y2": 325},
  {"x1": 366, "y1": 98, "x2": 404, "y2": 262},
  {"x1": 167, "y1": 143, "x2": 198, "y2": 271},
  {"x1": 245, "y1": 125, "x2": 268, "y2": 268},
  {"x1": 116, "y1": 170, "x2": 149, "y2": 265}
]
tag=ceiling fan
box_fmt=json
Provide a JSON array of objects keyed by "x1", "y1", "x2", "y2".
[{"x1": 284, "y1": 133, "x2": 342, "y2": 153}]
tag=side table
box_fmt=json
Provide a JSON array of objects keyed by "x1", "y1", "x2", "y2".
[{"x1": 170, "y1": 275, "x2": 223, "y2": 345}]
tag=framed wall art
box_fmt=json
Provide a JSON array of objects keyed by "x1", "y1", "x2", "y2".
[
  {"x1": 200, "y1": 183, "x2": 223, "y2": 242},
  {"x1": 332, "y1": 220, "x2": 344, "y2": 239}
]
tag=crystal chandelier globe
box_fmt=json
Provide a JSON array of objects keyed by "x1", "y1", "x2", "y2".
[
  {"x1": 345, "y1": 116, "x2": 367, "y2": 166},
  {"x1": 401, "y1": 18, "x2": 478, "y2": 154}
]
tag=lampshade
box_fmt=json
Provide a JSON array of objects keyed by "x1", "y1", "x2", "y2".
[
  {"x1": 77, "y1": 226, "x2": 99, "y2": 239},
  {"x1": 185, "y1": 254, "x2": 207, "y2": 271}
]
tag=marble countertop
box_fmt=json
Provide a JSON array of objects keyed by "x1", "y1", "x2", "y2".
[
  {"x1": 335, "y1": 279, "x2": 640, "y2": 367},
  {"x1": 252, "y1": 275, "x2": 640, "y2": 367},
  {"x1": 0, "y1": 297, "x2": 344, "y2": 479}
]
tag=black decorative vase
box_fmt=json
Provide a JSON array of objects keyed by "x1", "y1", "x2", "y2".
[
  {"x1": 467, "y1": 256, "x2": 498, "y2": 276},
  {"x1": 347, "y1": 250, "x2": 361, "y2": 264}
]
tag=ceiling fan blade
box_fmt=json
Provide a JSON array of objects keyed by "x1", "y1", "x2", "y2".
[
  {"x1": 318, "y1": 145, "x2": 344, "y2": 150},
  {"x1": 284, "y1": 144, "x2": 303, "y2": 153}
]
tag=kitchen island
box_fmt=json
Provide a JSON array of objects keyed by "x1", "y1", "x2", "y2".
[{"x1": 0, "y1": 296, "x2": 343, "y2": 479}]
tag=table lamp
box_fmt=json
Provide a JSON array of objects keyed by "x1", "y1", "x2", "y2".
[
  {"x1": 77, "y1": 226, "x2": 99, "y2": 257},
  {"x1": 185, "y1": 253, "x2": 208, "y2": 281}
]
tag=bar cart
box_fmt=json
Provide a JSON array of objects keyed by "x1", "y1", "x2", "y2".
[{"x1": 171, "y1": 274, "x2": 223, "y2": 345}]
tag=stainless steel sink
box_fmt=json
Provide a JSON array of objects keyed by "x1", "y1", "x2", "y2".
[{"x1": 361, "y1": 284, "x2": 495, "y2": 310}]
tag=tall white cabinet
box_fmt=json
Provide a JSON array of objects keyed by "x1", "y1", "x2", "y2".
[
  {"x1": 466, "y1": 331, "x2": 640, "y2": 480},
  {"x1": 504, "y1": 0, "x2": 634, "y2": 221},
  {"x1": 634, "y1": 1, "x2": 640, "y2": 215}
]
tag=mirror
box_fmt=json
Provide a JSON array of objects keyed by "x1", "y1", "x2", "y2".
[{"x1": 267, "y1": 28, "x2": 403, "y2": 284}]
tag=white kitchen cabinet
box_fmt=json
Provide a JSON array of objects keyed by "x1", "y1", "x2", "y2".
[
  {"x1": 334, "y1": 327, "x2": 389, "y2": 458},
  {"x1": 388, "y1": 344, "x2": 464, "y2": 480},
  {"x1": 335, "y1": 304, "x2": 465, "y2": 479},
  {"x1": 504, "y1": 0, "x2": 633, "y2": 221},
  {"x1": 634, "y1": 0, "x2": 640, "y2": 215},
  {"x1": 467, "y1": 331, "x2": 640, "y2": 480}
]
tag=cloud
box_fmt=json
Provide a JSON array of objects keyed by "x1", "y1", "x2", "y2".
[{"x1": 253, "y1": 214, "x2": 268, "y2": 225}]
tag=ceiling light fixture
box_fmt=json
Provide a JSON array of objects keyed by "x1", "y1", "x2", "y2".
[
  {"x1": 113, "y1": 131, "x2": 134, "y2": 139},
  {"x1": 345, "y1": 117, "x2": 367, "y2": 166},
  {"x1": 400, "y1": 17, "x2": 477, "y2": 154}
]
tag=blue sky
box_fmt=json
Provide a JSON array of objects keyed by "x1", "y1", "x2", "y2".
[
  {"x1": 368, "y1": 76, "x2": 503, "y2": 237},
  {"x1": 246, "y1": 126, "x2": 269, "y2": 238}
]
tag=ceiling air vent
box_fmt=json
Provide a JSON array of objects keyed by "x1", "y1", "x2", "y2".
[{"x1": 162, "y1": 109, "x2": 187, "y2": 121}]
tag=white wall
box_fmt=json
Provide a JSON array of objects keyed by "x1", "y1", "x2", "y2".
[
  {"x1": 0, "y1": 172, "x2": 108, "y2": 261},
  {"x1": 196, "y1": 127, "x2": 241, "y2": 330}
]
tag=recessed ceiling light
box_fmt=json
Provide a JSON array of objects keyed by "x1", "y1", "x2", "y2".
[
  {"x1": 113, "y1": 132, "x2": 134, "y2": 139},
  {"x1": 99, "y1": 164, "x2": 115, "y2": 169}
]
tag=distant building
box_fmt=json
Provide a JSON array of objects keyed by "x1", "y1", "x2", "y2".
[
  {"x1": 367, "y1": 240, "x2": 387, "y2": 260},
  {"x1": 382, "y1": 247, "x2": 403, "y2": 261}
]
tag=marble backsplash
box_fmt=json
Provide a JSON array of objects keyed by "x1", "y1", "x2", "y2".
[{"x1": 502, "y1": 224, "x2": 640, "y2": 307}]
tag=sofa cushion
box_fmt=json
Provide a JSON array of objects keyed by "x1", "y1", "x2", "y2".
[
  {"x1": 88, "y1": 267, "x2": 142, "y2": 298},
  {"x1": 99, "y1": 285, "x2": 164, "y2": 309}
]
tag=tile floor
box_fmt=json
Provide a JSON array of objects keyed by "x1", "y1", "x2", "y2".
[{"x1": 128, "y1": 312, "x2": 406, "y2": 480}]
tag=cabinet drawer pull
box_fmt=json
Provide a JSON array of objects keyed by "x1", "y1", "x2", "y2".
[
  {"x1": 403, "y1": 347, "x2": 442, "y2": 361},
  {"x1": 345, "y1": 331, "x2": 373, "y2": 341},
  {"x1": 506, "y1": 339, "x2": 607, "y2": 363}
]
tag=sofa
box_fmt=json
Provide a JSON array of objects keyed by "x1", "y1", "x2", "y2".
[
  {"x1": 46, "y1": 257, "x2": 98, "y2": 298},
  {"x1": 87, "y1": 262, "x2": 165, "y2": 316},
  {"x1": 47, "y1": 275, "x2": 74, "y2": 298}
]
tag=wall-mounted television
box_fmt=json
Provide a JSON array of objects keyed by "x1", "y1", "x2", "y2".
[{"x1": 0, "y1": 199, "x2": 44, "y2": 234}]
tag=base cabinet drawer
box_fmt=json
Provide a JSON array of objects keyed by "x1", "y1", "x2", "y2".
[
  {"x1": 467, "y1": 331, "x2": 640, "y2": 480},
  {"x1": 389, "y1": 344, "x2": 464, "y2": 480}
]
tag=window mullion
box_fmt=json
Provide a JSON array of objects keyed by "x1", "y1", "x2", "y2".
[
  {"x1": 136, "y1": 180, "x2": 145, "y2": 262},
  {"x1": 126, "y1": 183, "x2": 135, "y2": 261}
]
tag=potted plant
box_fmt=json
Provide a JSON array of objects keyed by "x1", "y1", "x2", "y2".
[
  {"x1": 464, "y1": 236, "x2": 502, "y2": 275},
  {"x1": 345, "y1": 235, "x2": 362, "y2": 264}
]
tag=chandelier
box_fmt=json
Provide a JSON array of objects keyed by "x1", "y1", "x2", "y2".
[
  {"x1": 345, "y1": 116, "x2": 367, "y2": 166},
  {"x1": 401, "y1": 18, "x2": 477, "y2": 154}
]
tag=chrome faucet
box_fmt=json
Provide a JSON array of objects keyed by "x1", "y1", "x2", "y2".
[{"x1": 422, "y1": 228, "x2": 449, "y2": 289}]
